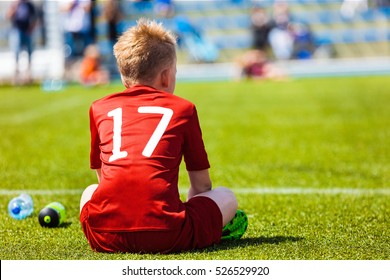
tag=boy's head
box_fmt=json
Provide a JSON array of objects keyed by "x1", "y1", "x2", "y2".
[{"x1": 114, "y1": 18, "x2": 177, "y2": 92}]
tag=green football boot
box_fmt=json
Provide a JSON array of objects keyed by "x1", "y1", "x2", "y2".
[{"x1": 221, "y1": 210, "x2": 248, "y2": 241}]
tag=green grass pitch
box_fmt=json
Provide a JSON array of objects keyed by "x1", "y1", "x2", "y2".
[{"x1": 0, "y1": 76, "x2": 389, "y2": 260}]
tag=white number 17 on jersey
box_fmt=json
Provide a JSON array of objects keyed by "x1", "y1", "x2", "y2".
[{"x1": 107, "y1": 106, "x2": 173, "y2": 162}]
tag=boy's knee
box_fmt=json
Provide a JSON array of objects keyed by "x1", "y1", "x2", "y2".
[
  {"x1": 214, "y1": 187, "x2": 238, "y2": 207},
  {"x1": 80, "y1": 184, "x2": 99, "y2": 212}
]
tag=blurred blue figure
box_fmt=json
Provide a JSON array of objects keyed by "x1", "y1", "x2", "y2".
[
  {"x1": 7, "y1": 0, "x2": 37, "y2": 84},
  {"x1": 60, "y1": 0, "x2": 92, "y2": 59},
  {"x1": 60, "y1": 0, "x2": 93, "y2": 81},
  {"x1": 291, "y1": 22, "x2": 315, "y2": 59},
  {"x1": 175, "y1": 16, "x2": 219, "y2": 63}
]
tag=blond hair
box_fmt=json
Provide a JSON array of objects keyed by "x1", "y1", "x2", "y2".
[{"x1": 113, "y1": 18, "x2": 177, "y2": 86}]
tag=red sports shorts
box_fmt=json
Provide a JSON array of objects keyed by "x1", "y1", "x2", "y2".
[{"x1": 80, "y1": 196, "x2": 222, "y2": 253}]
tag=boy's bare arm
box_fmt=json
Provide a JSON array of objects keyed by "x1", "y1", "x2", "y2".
[
  {"x1": 187, "y1": 169, "x2": 212, "y2": 200},
  {"x1": 96, "y1": 168, "x2": 101, "y2": 183}
]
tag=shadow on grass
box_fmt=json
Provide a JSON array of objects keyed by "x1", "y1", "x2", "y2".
[
  {"x1": 59, "y1": 222, "x2": 72, "y2": 228},
  {"x1": 204, "y1": 236, "x2": 304, "y2": 253}
]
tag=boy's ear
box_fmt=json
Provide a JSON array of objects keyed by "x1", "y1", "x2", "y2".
[{"x1": 160, "y1": 68, "x2": 169, "y2": 88}]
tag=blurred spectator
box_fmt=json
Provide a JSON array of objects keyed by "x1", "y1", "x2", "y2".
[
  {"x1": 60, "y1": 0, "x2": 93, "y2": 59},
  {"x1": 340, "y1": 0, "x2": 368, "y2": 19},
  {"x1": 268, "y1": 1, "x2": 294, "y2": 60},
  {"x1": 102, "y1": 0, "x2": 122, "y2": 46},
  {"x1": 102, "y1": 0, "x2": 123, "y2": 77},
  {"x1": 80, "y1": 44, "x2": 109, "y2": 86},
  {"x1": 236, "y1": 49, "x2": 288, "y2": 81},
  {"x1": 7, "y1": 0, "x2": 38, "y2": 84},
  {"x1": 374, "y1": 0, "x2": 390, "y2": 7},
  {"x1": 250, "y1": 6, "x2": 273, "y2": 52},
  {"x1": 291, "y1": 22, "x2": 315, "y2": 59},
  {"x1": 155, "y1": 0, "x2": 175, "y2": 18},
  {"x1": 36, "y1": 2, "x2": 46, "y2": 46}
]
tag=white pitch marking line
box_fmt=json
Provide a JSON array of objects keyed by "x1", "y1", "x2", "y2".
[
  {"x1": 0, "y1": 189, "x2": 84, "y2": 196},
  {"x1": 0, "y1": 187, "x2": 389, "y2": 196},
  {"x1": 231, "y1": 187, "x2": 390, "y2": 195}
]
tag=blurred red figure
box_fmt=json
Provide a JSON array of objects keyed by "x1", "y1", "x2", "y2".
[
  {"x1": 80, "y1": 44, "x2": 109, "y2": 86},
  {"x1": 238, "y1": 49, "x2": 287, "y2": 81}
]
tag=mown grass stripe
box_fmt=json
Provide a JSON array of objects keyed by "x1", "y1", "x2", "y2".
[
  {"x1": 0, "y1": 95, "x2": 85, "y2": 125},
  {"x1": 1, "y1": 187, "x2": 389, "y2": 196}
]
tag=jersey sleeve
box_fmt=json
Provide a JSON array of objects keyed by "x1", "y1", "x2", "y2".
[
  {"x1": 182, "y1": 106, "x2": 210, "y2": 171},
  {"x1": 89, "y1": 105, "x2": 102, "y2": 169}
]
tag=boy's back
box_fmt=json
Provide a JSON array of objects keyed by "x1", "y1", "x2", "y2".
[{"x1": 88, "y1": 85, "x2": 210, "y2": 232}]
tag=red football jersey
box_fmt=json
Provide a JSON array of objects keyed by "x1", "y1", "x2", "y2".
[{"x1": 87, "y1": 85, "x2": 210, "y2": 232}]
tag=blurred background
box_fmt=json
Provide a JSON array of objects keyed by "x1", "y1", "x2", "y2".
[{"x1": 0, "y1": 0, "x2": 389, "y2": 85}]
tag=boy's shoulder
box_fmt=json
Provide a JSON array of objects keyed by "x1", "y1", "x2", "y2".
[{"x1": 92, "y1": 86, "x2": 195, "y2": 109}]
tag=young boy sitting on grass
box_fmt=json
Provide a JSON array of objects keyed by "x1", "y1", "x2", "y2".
[{"x1": 79, "y1": 19, "x2": 248, "y2": 253}]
